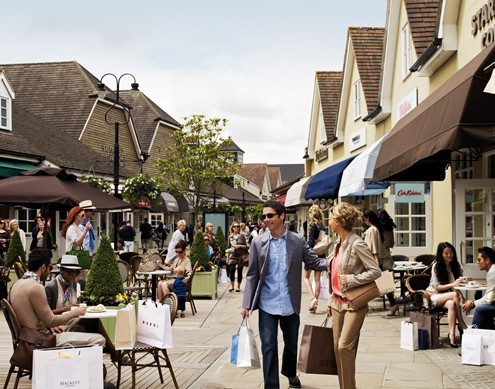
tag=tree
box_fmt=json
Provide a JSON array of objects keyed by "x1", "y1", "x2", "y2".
[
  {"x1": 5, "y1": 231, "x2": 26, "y2": 267},
  {"x1": 84, "y1": 235, "x2": 124, "y2": 304},
  {"x1": 215, "y1": 226, "x2": 227, "y2": 257},
  {"x1": 154, "y1": 115, "x2": 238, "y2": 216},
  {"x1": 189, "y1": 230, "x2": 211, "y2": 271}
]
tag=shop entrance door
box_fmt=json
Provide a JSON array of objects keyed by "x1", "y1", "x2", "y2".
[{"x1": 455, "y1": 180, "x2": 495, "y2": 276}]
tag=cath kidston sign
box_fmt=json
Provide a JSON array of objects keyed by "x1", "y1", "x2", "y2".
[{"x1": 395, "y1": 183, "x2": 424, "y2": 203}]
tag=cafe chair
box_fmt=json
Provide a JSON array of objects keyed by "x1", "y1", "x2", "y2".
[
  {"x1": 129, "y1": 255, "x2": 150, "y2": 295},
  {"x1": 117, "y1": 259, "x2": 145, "y2": 298},
  {"x1": 1, "y1": 298, "x2": 31, "y2": 389},
  {"x1": 116, "y1": 293, "x2": 179, "y2": 389},
  {"x1": 405, "y1": 274, "x2": 448, "y2": 337},
  {"x1": 414, "y1": 254, "x2": 436, "y2": 275},
  {"x1": 186, "y1": 262, "x2": 199, "y2": 315},
  {"x1": 392, "y1": 254, "x2": 410, "y2": 262},
  {"x1": 13, "y1": 262, "x2": 26, "y2": 280},
  {"x1": 119, "y1": 251, "x2": 139, "y2": 264}
]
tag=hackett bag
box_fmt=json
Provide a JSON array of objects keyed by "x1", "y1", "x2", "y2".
[
  {"x1": 10, "y1": 327, "x2": 57, "y2": 370},
  {"x1": 297, "y1": 318, "x2": 337, "y2": 375},
  {"x1": 344, "y1": 282, "x2": 380, "y2": 310}
]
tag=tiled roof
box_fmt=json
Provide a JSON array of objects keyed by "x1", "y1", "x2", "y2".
[
  {"x1": 315, "y1": 71, "x2": 342, "y2": 141},
  {"x1": 349, "y1": 27, "x2": 385, "y2": 114},
  {"x1": 237, "y1": 163, "x2": 268, "y2": 189},
  {"x1": 119, "y1": 90, "x2": 180, "y2": 151},
  {"x1": 268, "y1": 164, "x2": 304, "y2": 183},
  {"x1": 267, "y1": 166, "x2": 281, "y2": 191},
  {"x1": 221, "y1": 139, "x2": 244, "y2": 153},
  {"x1": 0, "y1": 61, "x2": 100, "y2": 140},
  {"x1": 405, "y1": 0, "x2": 440, "y2": 57},
  {"x1": 0, "y1": 104, "x2": 125, "y2": 175}
]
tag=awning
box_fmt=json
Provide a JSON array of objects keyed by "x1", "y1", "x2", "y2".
[
  {"x1": 176, "y1": 195, "x2": 194, "y2": 213},
  {"x1": 285, "y1": 177, "x2": 313, "y2": 206},
  {"x1": 339, "y1": 135, "x2": 389, "y2": 197},
  {"x1": 0, "y1": 159, "x2": 37, "y2": 178},
  {"x1": 373, "y1": 42, "x2": 495, "y2": 182},
  {"x1": 305, "y1": 156, "x2": 355, "y2": 200},
  {"x1": 160, "y1": 192, "x2": 179, "y2": 213}
]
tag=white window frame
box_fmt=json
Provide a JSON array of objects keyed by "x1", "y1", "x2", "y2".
[
  {"x1": 402, "y1": 23, "x2": 413, "y2": 78},
  {"x1": 319, "y1": 112, "x2": 326, "y2": 143},
  {"x1": 0, "y1": 96, "x2": 10, "y2": 130},
  {"x1": 16, "y1": 207, "x2": 41, "y2": 237},
  {"x1": 353, "y1": 80, "x2": 361, "y2": 119}
]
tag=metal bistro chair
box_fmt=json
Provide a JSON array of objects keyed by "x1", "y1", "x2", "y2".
[
  {"x1": 116, "y1": 293, "x2": 179, "y2": 389},
  {"x1": 1, "y1": 298, "x2": 31, "y2": 389},
  {"x1": 117, "y1": 259, "x2": 145, "y2": 298},
  {"x1": 186, "y1": 262, "x2": 199, "y2": 315}
]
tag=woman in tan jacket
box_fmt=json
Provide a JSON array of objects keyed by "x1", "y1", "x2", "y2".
[{"x1": 326, "y1": 202, "x2": 381, "y2": 389}]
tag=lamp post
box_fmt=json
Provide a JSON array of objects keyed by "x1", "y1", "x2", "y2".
[{"x1": 97, "y1": 73, "x2": 139, "y2": 249}]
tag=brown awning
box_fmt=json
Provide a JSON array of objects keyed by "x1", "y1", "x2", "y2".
[{"x1": 373, "y1": 43, "x2": 495, "y2": 181}]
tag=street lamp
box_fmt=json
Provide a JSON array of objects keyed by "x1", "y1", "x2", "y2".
[{"x1": 97, "y1": 73, "x2": 139, "y2": 248}]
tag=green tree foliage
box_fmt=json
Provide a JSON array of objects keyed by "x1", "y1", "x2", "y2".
[
  {"x1": 5, "y1": 231, "x2": 26, "y2": 267},
  {"x1": 85, "y1": 235, "x2": 123, "y2": 304},
  {"x1": 215, "y1": 226, "x2": 227, "y2": 257},
  {"x1": 154, "y1": 115, "x2": 238, "y2": 216},
  {"x1": 188, "y1": 230, "x2": 211, "y2": 271},
  {"x1": 246, "y1": 204, "x2": 264, "y2": 222}
]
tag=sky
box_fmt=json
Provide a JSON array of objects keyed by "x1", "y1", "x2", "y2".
[{"x1": 3, "y1": 0, "x2": 386, "y2": 164}]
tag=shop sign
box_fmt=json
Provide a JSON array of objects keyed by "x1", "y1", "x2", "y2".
[
  {"x1": 395, "y1": 183, "x2": 424, "y2": 203},
  {"x1": 397, "y1": 89, "x2": 417, "y2": 121},
  {"x1": 471, "y1": 1, "x2": 495, "y2": 48},
  {"x1": 315, "y1": 147, "x2": 328, "y2": 162},
  {"x1": 348, "y1": 127, "x2": 366, "y2": 152}
]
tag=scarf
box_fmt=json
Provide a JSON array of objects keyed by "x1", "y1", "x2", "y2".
[
  {"x1": 22, "y1": 271, "x2": 41, "y2": 284},
  {"x1": 56, "y1": 274, "x2": 77, "y2": 306},
  {"x1": 81, "y1": 219, "x2": 95, "y2": 251}
]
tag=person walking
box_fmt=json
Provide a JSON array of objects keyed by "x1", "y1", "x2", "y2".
[
  {"x1": 227, "y1": 222, "x2": 247, "y2": 292},
  {"x1": 241, "y1": 200, "x2": 327, "y2": 389},
  {"x1": 326, "y1": 202, "x2": 381, "y2": 389},
  {"x1": 119, "y1": 221, "x2": 136, "y2": 252},
  {"x1": 139, "y1": 217, "x2": 153, "y2": 253},
  {"x1": 165, "y1": 220, "x2": 187, "y2": 264}
]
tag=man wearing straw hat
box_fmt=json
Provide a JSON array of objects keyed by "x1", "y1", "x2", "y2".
[{"x1": 79, "y1": 200, "x2": 96, "y2": 255}]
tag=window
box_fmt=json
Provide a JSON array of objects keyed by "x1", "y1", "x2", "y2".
[
  {"x1": 453, "y1": 151, "x2": 474, "y2": 179},
  {"x1": 402, "y1": 23, "x2": 413, "y2": 77},
  {"x1": 319, "y1": 113, "x2": 326, "y2": 142},
  {"x1": 16, "y1": 208, "x2": 41, "y2": 236},
  {"x1": 353, "y1": 80, "x2": 361, "y2": 119},
  {"x1": 394, "y1": 201, "x2": 426, "y2": 248},
  {"x1": 1, "y1": 97, "x2": 8, "y2": 129}
]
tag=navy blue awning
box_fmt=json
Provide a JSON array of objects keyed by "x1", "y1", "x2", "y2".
[{"x1": 305, "y1": 156, "x2": 356, "y2": 200}]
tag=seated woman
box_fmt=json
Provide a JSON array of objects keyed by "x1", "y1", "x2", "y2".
[
  {"x1": 426, "y1": 242, "x2": 468, "y2": 347},
  {"x1": 157, "y1": 240, "x2": 191, "y2": 300}
]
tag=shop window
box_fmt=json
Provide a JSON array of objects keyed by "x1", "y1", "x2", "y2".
[
  {"x1": 149, "y1": 213, "x2": 164, "y2": 227},
  {"x1": 394, "y1": 201, "x2": 426, "y2": 248},
  {"x1": 402, "y1": 23, "x2": 413, "y2": 77},
  {"x1": 16, "y1": 208, "x2": 41, "y2": 236},
  {"x1": 452, "y1": 152, "x2": 474, "y2": 179},
  {"x1": 353, "y1": 80, "x2": 361, "y2": 119}
]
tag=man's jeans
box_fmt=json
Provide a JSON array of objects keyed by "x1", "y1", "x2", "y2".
[
  {"x1": 124, "y1": 241, "x2": 134, "y2": 252},
  {"x1": 472, "y1": 304, "x2": 495, "y2": 329},
  {"x1": 258, "y1": 309, "x2": 299, "y2": 389}
]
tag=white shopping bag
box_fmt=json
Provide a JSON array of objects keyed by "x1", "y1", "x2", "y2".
[
  {"x1": 236, "y1": 318, "x2": 261, "y2": 370},
  {"x1": 464, "y1": 327, "x2": 495, "y2": 365},
  {"x1": 32, "y1": 345, "x2": 103, "y2": 389},
  {"x1": 313, "y1": 272, "x2": 330, "y2": 301},
  {"x1": 461, "y1": 331, "x2": 483, "y2": 365},
  {"x1": 375, "y1": 271, "x2": 395, "y2": 295},
  {"x1": 137, "y1": 300, "x2": 173, "y2": 348},
  {"x1": 115, "y1": 303, "x2": 137, "y2": 350},
  {"x1": 400, "y1": 321, "x2": 418, "y2": 351},
  {"x1": 218, "y1": 268, "x2": 229, "y2": 283}
]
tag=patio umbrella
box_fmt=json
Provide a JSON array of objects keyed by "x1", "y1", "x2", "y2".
[{"x1": 0, "y1": 167, "x2": 131, "y2": 211}]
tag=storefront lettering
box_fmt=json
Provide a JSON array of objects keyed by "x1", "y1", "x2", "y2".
[
  {"x1": 397, "y1": 189, "x2": 421, "y2": 197},
  {"x1": 471, "y1": 0, "x2": 495, "y2": 48}
]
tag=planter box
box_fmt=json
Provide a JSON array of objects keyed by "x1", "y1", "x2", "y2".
[{"x1": 191, "y1": 268, "x2": 218, "y2": 299}]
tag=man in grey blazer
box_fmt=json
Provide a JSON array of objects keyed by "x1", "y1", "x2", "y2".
[{"x1": 241, "y1": 200, "x2": 327, "y2": 389}]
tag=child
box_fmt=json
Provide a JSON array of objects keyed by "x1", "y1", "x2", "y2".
[{"x1": 172, "y1": 266, "x2": 188, "y2": 318}]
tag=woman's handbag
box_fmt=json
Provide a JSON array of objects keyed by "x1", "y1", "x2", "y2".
[
  {"x1": 312, "y1": 230, "x2": 333, "y2": 256},
  {"x1": 138, "y1": 253, "x2": 156, "y2": 272},
  {"x1": 344, "y1": 281, "x2": 380, "y2": 309},
  {"x1": 10, "y1": 327, "x2": 57, "y2": 370},
  {"x1": 66, "y1": 243, "x2": 91, "y2": 269},
  {"x1": 297, "y1": 318, "x2": 337, "y2": 375}
]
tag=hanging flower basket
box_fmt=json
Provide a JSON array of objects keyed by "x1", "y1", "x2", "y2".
[
  {"x1": 80, "y1": 175, "x2": 113, "y2": 194},
  {"x1": 122, "y1": 174, "x2": 161, "y2": 203}
]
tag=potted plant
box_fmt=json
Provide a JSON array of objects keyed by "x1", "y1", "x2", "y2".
[
  {"x1": 121, "y1": 173, "x2": 161, "y2": 204},
  {"x1": 189, "y1": 230, "x2": 218, "y2": 299},
  {"x1": 5, "y1": 230, "x2": 26, "y2": 268},
  {"x1": 80, "y1": 174, "x2": 113, "y2": 195}
]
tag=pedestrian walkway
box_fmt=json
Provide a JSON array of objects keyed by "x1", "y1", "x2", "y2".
[{"x1": 1, "y1": 274, "x2": 495, "y2": 388}]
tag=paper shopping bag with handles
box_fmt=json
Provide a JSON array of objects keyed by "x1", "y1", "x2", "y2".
[
  {"x1": 312, "y1": 272, "x2": 330, "y2": 301},
  {"x1": 32, "y1": 345, "x2": 103, "y2": 389},
  {"x1": 115, "y1": 303, "x2": 137, "y2": 350},
  {"x1": 137, "y1": 300, "x2": 173, "y2": 348},
  {"x1": 409, "y1": 311, "x2": 439, "y2": 349},
  {"x1": 461, "y1": 330, "x2": 483, "y2": 365},
  {"x1": 297, "y1": 318, "x2": 337, "y2": 375},
  {"x1": 236, "y1": 318, "x2": 261, "y2": 370},
  {"x1": 400, "y1": 321, "x2": 418, "y2": 351},
  {"x1": 375, "y1": 271, "x2": 395, "y2": 295},
  {"x1": 464, "y1": 327, "x2": 495, "y2": 365}
]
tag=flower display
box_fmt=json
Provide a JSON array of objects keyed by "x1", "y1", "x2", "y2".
[
  {"x1": 121, "y1": 173, "x2": 162, "y2": 203},
  {"x1": 80, "y1": 175, "x2": 113, "y2": 194}
]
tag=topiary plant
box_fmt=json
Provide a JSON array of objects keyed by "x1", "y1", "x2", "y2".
[
  {"x1": 189, "y1": 230, "x2": 211, "y2": 271},
  {"x1": 215, "y1": 226, "x2": 227, "y2": 257},
  {"x1": 5, "y1": 231, "x2": 26, "y2": 268},
  {"x1": 83, "y1": 234, "x2": 123, "y2": 305}
]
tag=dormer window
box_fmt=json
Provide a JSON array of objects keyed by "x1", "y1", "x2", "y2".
[
  {"x1": 353, "y1": 80, "x2": 362, "y2": 119},
  {"x1": 402, "y1": 23, "x2": 413, "y2": 77},
  {"x1": 319, "y1": 112, "x2": 326, "y2": 142},
  {"x1": 0, "y1": 72, "x2": 15, "y2": 132},
  {"x1": 0, "y1": 97, "x2": 8, "y2": 130}
]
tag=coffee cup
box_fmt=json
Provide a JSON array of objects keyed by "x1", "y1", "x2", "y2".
[
  {"x1": 460, "y1": 276, "x2": 467, "y2": 283},
  {"x1": 468, "y1": 281, "x2": 479, "y2": 287}
]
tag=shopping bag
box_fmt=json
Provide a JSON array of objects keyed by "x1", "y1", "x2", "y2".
[
  {"x1": 297, "y1": 318, "x2": 337, "y2": 375},
  {"x1": 312, "y1": 272, "x2": 330, "y2": 301},
  {"x1": 218, "y1": 268, "x2": 229, "y2": 283},
  {"x1": 461, "y1": 331, "x2": 483, "y2": 365},
  {"x1": 115, "y1": 304, "x2": 137, "y2": 350},
  {"x1": 32, "y1": 345, "x2": 103, "y2": 389},
  {"x1": 409, "y1": 311, "x2": 439, "y2": 349},
  {"x1": 418, "y1": 329, "x2": 429, "y2": 350},
  {"x1": 375, "y1": 271, "x2": 395, "y2": 295},
  {"x1": 137, "y1": 300, "x2": 173, "y2": 348},
  {"x1": 464, "y1": 327, "x2": 495, "y2": 365},
  {"x1": 231, "y1": 334, "x2": 239, "y2": 364},
  {"x1": 236, "y1": 318, "x2": 261, "y2": 370},
  {"x1": 400, "y1": 321, "x2": 418, "y2": 351}
]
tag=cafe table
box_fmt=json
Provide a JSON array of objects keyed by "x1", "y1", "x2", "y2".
[
  {"x1": 393, "y1": 262, "x2": 428, "y2": 315},
  {"x1": 454, "y1": 283, "x2": 487, "y2": 301},
  {"x1": 136, "y1": 269, "x2": 171, "y2": 301}
]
